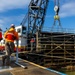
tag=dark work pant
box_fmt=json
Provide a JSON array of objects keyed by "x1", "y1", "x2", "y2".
[{"x1": 2, "y1": 41, "x2": 15, "y2": 66}]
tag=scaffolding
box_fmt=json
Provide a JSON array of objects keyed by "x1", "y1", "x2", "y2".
[{"x1": 34, "y1": 31, "x2": 75, "y2": 67}]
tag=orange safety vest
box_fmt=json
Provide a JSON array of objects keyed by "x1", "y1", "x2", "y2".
[
  {"x1": 4, "y1": 28, "x2": 19, "y2": 42},
  {"x1": 0, "y1": 31, "x2": 2, "y2": 40},
  {"x1": 30, "y1": 38, "x2": 35, "y2": 42},
  {"x1": 5, "y1": 31, "x2": 16, "y2": 41}
]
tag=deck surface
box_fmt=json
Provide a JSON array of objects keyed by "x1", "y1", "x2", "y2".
[{"x1": 0, "y1": 55, "x2": 59, "y2": 75}]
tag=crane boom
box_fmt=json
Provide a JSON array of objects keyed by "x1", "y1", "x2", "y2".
[{"x1": 28, "y1": 0, "x2": 49, "y2": 36}]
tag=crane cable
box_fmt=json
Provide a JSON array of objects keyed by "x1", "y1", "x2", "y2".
[
  {"x1": 20, "y1": 12, "x2": 28, "y2": 26},
  {"x1": 50, "y1": 0, "x2": 62, "y2": 32},
  {"x1": 54, "y1": 0, "x2": 56, "y2": 6},
  {"x1": 54, "y1": 0, "x2": 60, "y2": 15},
  {"x1": 54, "y1": 0, "x2": 59, "y2": 6}
]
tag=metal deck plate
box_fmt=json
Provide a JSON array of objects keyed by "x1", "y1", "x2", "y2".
[
  {"x1": 0, "y1": 72, "x2": 12, "y2": 75},
  {"x1": 0, "y1": 66, "x2": 13, "y2": 72}
]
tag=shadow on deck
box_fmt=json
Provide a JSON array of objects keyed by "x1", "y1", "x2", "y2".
[{"x1": 0, "y1": 55, "x2": 65, "y2": 75}]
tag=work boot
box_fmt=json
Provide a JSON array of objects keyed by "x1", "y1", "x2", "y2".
[
  {"x1": 2, "y1": 56, "x2": 6, "y2": 66},
  {"x1": 6, "y1": 56, "x2": 10, "y2": 66}
]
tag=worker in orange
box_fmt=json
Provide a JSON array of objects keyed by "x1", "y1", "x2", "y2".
[
  {"x1": 2, "y1": 24, "x2": 19, "y2": 66},
  {"x1": 0, "y1": 28, "x2": 2, "y2": 41}
]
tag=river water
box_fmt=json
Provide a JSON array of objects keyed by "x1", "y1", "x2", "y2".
[
  {"x1": 65, "y1": 71, "x2": 75, "y2": 75},
  {"x1": 58, "y1": 69, "x2": 75, "y2": 75}
]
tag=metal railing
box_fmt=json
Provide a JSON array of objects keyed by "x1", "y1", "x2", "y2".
[{"x1": 42, "y1": 27, "x2": 75, "y2": 33}]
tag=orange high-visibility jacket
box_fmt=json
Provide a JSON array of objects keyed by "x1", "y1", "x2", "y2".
[
  {"x1": 0, "y1": 31, "x2": 2, "y2": 40},
  {"x1": 4, "y1": 28, "x2": 19, "y2": 42}
]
